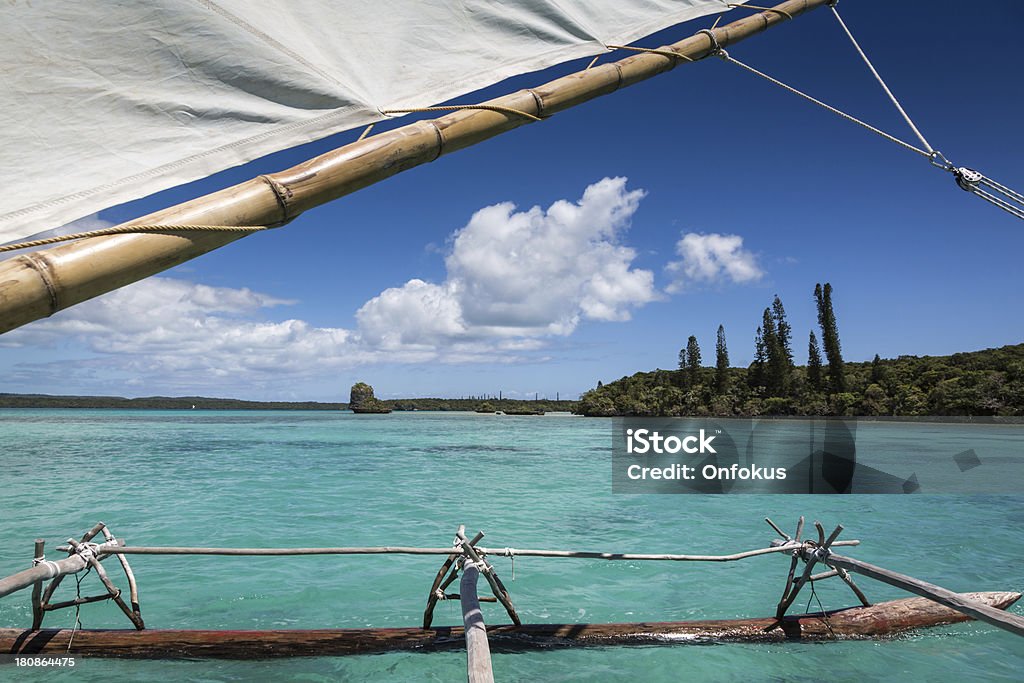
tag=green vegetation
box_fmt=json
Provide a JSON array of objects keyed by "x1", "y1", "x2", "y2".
[
  {"x1": 0, "y1": 394, "x2": 577, "y2": 413},
  {"x1": 392, "y1": 398, "x2": 574, "y2": 413},
  {"x1": 577, "y1": 283, "x2": 1024, "y2": 417},
  {"x1": 0, "y1": 394, "x2": 344, "y2": 410},
  {"x1": 348, "y1": 382, "x2": 392, "y2": 413}
]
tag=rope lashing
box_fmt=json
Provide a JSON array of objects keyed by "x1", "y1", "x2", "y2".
[
  {"x1": 703, "y1": 4, "x2": 1024, "y2": 223},
  {"x1": 501, "y1": 547, "x2": 517, "y2": 580},
  {"x1": 0, "y1": 224, "x2": 274, "y2": 254}
]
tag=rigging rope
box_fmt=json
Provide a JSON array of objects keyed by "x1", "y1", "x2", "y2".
[
  {"x1": 0, "y1": 224, "x2": 274, "y2": 254},
  {"x1": 702, "y1": 3, "x2": 1024, "y2": 222},
  {"x1": 828, "y1": 2, "x2": 933, "y2": 154}
]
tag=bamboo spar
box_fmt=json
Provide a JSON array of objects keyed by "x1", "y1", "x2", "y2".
[
  {"x1": 460, "y1": 561, "x2": 495, "y2": 683},
  {"x1": 0, "y1": 0, "x2": 832, "y2": 334}
]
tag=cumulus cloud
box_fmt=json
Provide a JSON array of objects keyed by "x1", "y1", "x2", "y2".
[
  {"x1": 665, "y1": 232, "x2": 764, "y2": 293},
  {"x1": 4, "y1": 178, "x2": 660, "y2": 391},
  {"x1": 358, "y1": 176, "x2": 658, "y2": 342}
]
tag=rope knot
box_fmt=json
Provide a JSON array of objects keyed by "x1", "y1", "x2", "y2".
[{"x1": 697, "y1": 29, "x2": 723, "y2": 57}]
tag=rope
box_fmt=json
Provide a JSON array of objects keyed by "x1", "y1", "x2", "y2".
[
  {"x1": 961, "y1": 176, "x2": 1024, "y2": 221},
  {"x1": 829, "y1": 3, "x2": 933, "y2": 154},
  {"x1": 0, "y1": 224, "x2": 273, "y2": 253},
  {"x1": 806, "y1": 580, "x2": 835, "y2": 637},
  {"x1": 501, "y1": 548, "x2": 517, "y2": 581},
  {"x1": 726, "y1": 3, "x2": 793, "y2": 21},
  {"x1": 709, "y1": 8, "x2": 1024, "y2": 223},
  {"x1": 607, "y1": 44, "x2": 694, "y2": 62},
  {"x1": 381, "y1": 104, "x2": 541, "y2": 122},
  {"x1": 711, "y1": 50, "x2": 933, "y2": 159},
  {"x1": 67, "y1": 566, "x2": 90, "y2": 655}
]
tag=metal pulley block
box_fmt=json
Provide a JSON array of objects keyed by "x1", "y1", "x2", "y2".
[{"x1": 954, "y1": 167, "x2": 983, "y2": 192}]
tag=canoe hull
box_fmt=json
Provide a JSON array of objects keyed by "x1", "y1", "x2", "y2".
[{"x1": 2, "y1": 591, "x2": 1018, "y2": 659}]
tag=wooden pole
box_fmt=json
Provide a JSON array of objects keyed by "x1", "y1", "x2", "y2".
[
  {"x1": 424, "y1": 530, "x2": 485, "y2": 629},
  {"x1": 30, "y1": 539, "x2": 45, "y2": 630},
  {"x1": 38, "y1": 522, "x2": 108, "y2": 608},
  {"x1": 0, "y1": 552, "x2": 90, "y2": 600},
  {"x1": 100, "y1": 527, "x2": 143, "y2": 628},
  {"x1": 776, "y1": 523, "x2": 844, "y2": 618},
  {"x1": 825, "y1": 552, "x2": 1024, "y2": 638},
  {"x1": 0, "y1": 0, "x2": 834, "y2": 334},
  {"x1": 55, "y1": 539, "x2": 859, "y2": 560},
  {"x1": 460, "y1": 561, "x2": 495, "y2": 683},
  {"x1": 66, "y1": 539, "x2": 144, "y2": 630},
  {"x1": 457, "y1": 530, "x2": 521, "y2": 626},
  {"x1": 835, "y1": 566, "x2": 871, "y2": 607}
]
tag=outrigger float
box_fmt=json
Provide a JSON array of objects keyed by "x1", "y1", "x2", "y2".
[{"x1": 0, "y1": 519, "x2": 1021, "y2": 678}]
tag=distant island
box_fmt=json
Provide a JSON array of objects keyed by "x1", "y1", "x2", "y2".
[
  {"x1": 6, "y1": 283, "x2": 1018, "y2": 418},
  {"x1": 578, "y1": 283, "x2": 1024, "y2": 417},
  {"x1": 0, "y1": 392, "x2": 576, "y2": 413}
]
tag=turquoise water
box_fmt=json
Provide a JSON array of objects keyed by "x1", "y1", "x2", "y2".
[{"x1": 0, "y1": 410, "x2": 1022, "y2": 681}]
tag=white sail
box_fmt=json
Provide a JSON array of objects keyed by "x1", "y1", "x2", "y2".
[{"x1": 0, "y1": 1, "x2": 743, "y2": 244}]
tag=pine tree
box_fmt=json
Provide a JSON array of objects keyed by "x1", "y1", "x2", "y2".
[
  {"x1": 678, "y1": 347, "x2": 687, "y2": 371},
  {"x1": 807, "y1": 331, "x2": 823, "y2": 391},
  {"x1": 772, "y1": 295, "x2": 793, "y2": 365},
  {"x1": 769, "y1": 296, "x2": 794, "y2": 395},
  {"x1": 814, "y1": 282, "x2": 846, "y2": 393},
  {"x1": 686, "y1": 335, "x2": 702, "y2": 387},
  {"x1": 715, "y1": 324, "x2": 730, "y2": 395},
  {"x1": 750, "y1": 326, "x2": 767, "y2": 390},
  {"x1": 762, "y1": 307, "x2": 788, "y2": 396}
]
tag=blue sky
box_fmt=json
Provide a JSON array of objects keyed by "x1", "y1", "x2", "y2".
[{"x1": 3, "y1": 0, "x2": 1023, "y2": 401}]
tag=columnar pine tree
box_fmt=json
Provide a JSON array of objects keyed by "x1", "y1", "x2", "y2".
[
  {"x1": 814, "y1": 282, "x2": 846, "y2": 393},
  {"x1": 686, "y1": 335, "x2": 702, "y2": 387},
  {"x1": 770, "y1": 295, "x2": 794, "y2": 394},
  {"x1": 750, "y1": 326, "x2": 767, "y2": 390},
  {"x1": 762, "y1": 307, "x2": 787, "y2": 396},
  {"x1": 772, "y1": 295, "x2": 793, "y2": 365},
  {"x1": 807, "y1": 331, "x2": 824, "y2": 391},
  {"x1": 715, "y1": 324, "x2": 730, "y2": 395}
]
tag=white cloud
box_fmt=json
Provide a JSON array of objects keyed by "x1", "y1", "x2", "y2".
[
  {"x1": 4, "y1": 178, "x2": 660, "y2": 391},
  {"x1": 665, "y1": 232, "x2": 764, "y2": 293},
  {"x1": 359, "y1": 176, "x2": 658, "y2": 342}
]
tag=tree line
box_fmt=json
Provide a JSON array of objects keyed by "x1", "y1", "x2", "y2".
[{"x1": 577, "y1": 283, "x2": 1024, "y2": 417}]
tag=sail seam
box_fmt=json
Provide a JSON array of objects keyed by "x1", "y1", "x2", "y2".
[{"x1": 192, "y1": 0, "x2": 350, "y2": 91}]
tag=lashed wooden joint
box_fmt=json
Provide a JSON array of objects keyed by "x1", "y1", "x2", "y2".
[
  {"x1": 18, "y1": 252, "x2": 60, "y2": 317},
  {"x1": 258, "y1": 174, "x2": 296, "y2": 225}
]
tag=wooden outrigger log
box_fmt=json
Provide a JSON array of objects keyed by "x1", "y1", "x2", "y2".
[
  {"x1": 1, "y1": 593, "x2": 1019, "y2": 658},
  {"x1": 0, "y1": 519, "x2": 1021, "y2": 663}
]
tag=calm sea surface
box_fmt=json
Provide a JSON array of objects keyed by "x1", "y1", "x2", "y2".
[{"x1": 1, "y1": 410, "x2": 1022, "y2": 681}]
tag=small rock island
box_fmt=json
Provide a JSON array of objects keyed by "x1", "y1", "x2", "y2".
[{"x1": 349, "y1": 382, "x2": 392, "y2": 414}]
